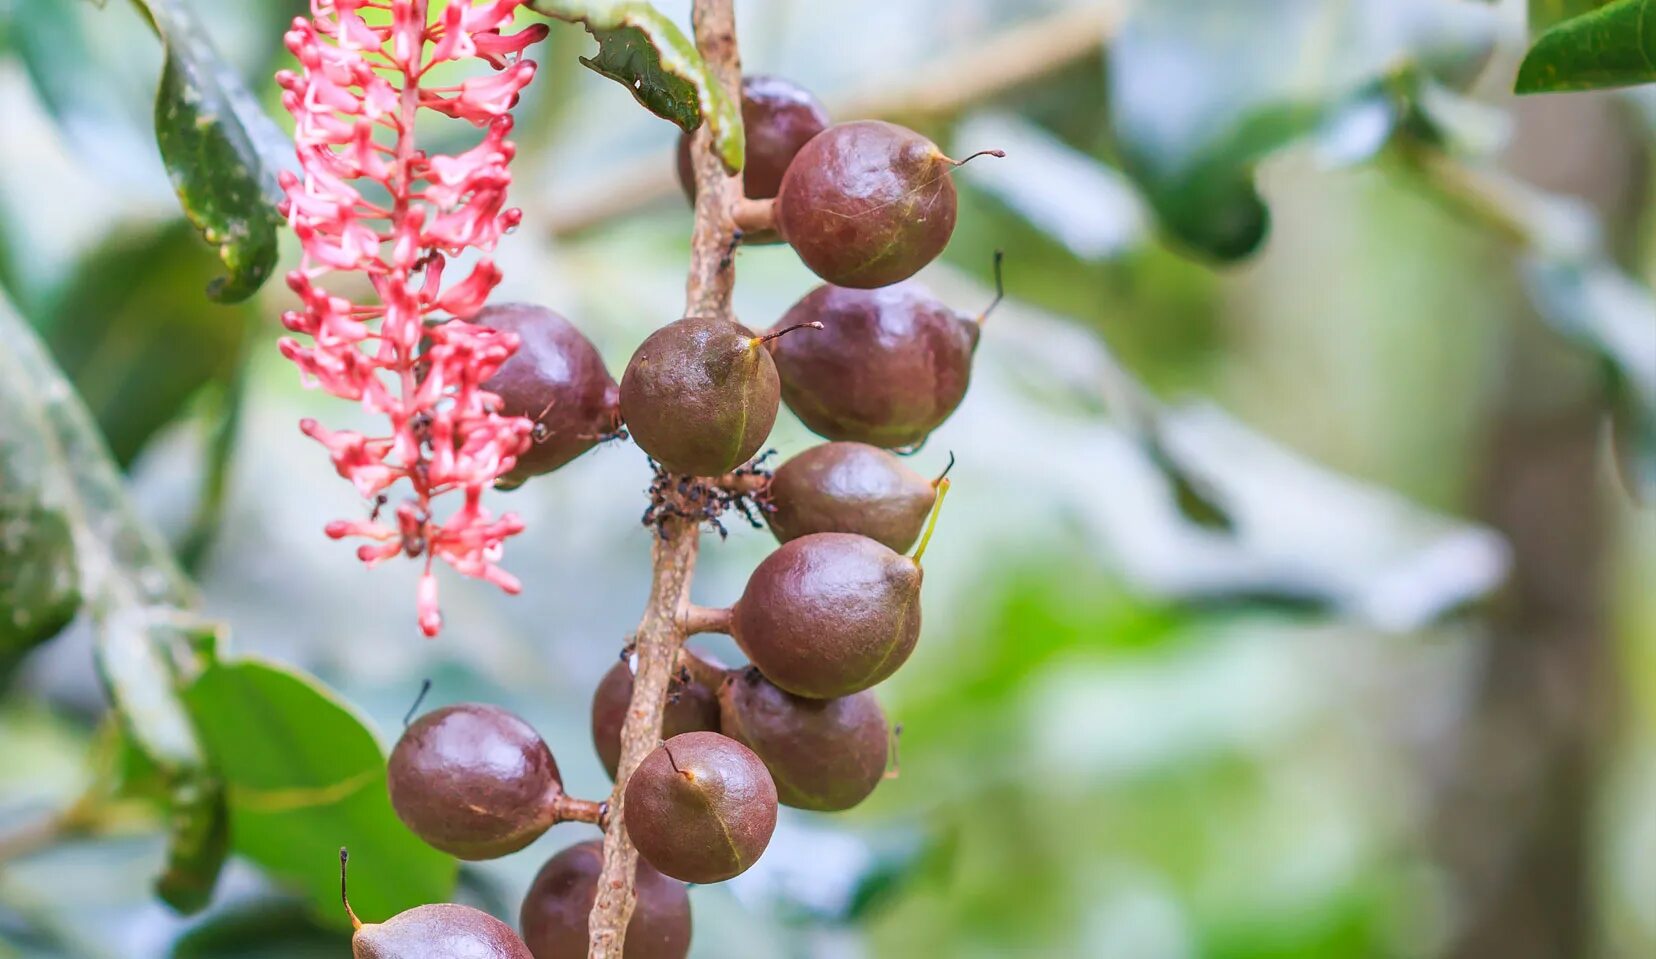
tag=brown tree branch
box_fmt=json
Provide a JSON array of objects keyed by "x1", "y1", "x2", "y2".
[
  {"x1": 545, "y1": 2, "x2": 1124, "y2": 237},
  {"x1": 584, "y1": 2, "x2": 743, "y2": 956}
]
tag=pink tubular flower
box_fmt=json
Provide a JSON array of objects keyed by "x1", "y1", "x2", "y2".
[{"x1": 277, "y1": 1, "x2": 549, "y2": 636}]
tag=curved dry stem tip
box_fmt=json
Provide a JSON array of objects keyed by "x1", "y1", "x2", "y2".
[
  {"x1": 884, "y1": 723, "x2": 904, "y2": 780},
  {"x1": 402, "y1": 678, "x2": 432, "y2": 728},
  {"x1": 912, "y1": 478, "x2": 951, "y2": 566},
  {"x1": 751, "y1": 322, "x2": 824, "y2": 348},
  {"x1": 340, "y1": 847, "x2": 362, "y2": 931},
  {"x1": 663, "y1": 742, "x2": 691, "y2": 780},
  {"x1": 932, "y1": 451, "x2": 957, "y2": 488},
  {"x1": 949, "y1": 148, "x2": 1006, "y2": 168},
  {"x1": 975, "y1": 250, "x2": 1005, "y2": 325}
]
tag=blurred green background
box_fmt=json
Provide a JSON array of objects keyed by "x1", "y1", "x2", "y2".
[{"x1": 1, "y1": 0, "x2": 1653, "y2": 957}]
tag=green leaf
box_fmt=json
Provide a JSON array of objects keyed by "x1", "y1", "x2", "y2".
[
  {"x1": 0, "y1": 292, "x2": 227, "y2": 912},
  {"x1": 1530, "y1": 0, "x2": 1619, "y2": 31},
  {"x1": 132, "y1": 0, "x2": 290, "y2": 302},
  {"x1": 530, "y1": 0, "x2": 745, "y2": 173},
  {"x1": 1515, "y1": 0, "x2": 1656, "y2": 93},
  {"x1": 1109, "y1": 0, "x2": 1498, "y2": 260},
  {"x1": 0, "y1": 499, "x2": 79, "y2": 674},
  {"x1": 40, "y1": 221, "x2": 254, "y2": 467},
  {"x1": 182, "y1": 659, "x2": 458, "y2": 927},
  {"x1": 1523, "y1": 259, "x2": 1656, "y2": 501}
]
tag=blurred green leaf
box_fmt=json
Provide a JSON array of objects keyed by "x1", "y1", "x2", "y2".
[
  {"x1": 1523, "y1": 259, "x2": 1656, "y2": 500},
  {"x1": 1109, "y1": 0, "x2": 1498, "y2": 260},
  {"x1": 1516, "y1": 0, "x2": 1656, "y2": 93},
  {"x1": 41, "y1": 221, "x2": 252, "y2": 467},
  {"x1": 0, "y1": 292, "x2": 226, "y2": 912},
  {"x1": 0, "y1": 500, "x2": 79, "y2": 676},
  {"x1": 181, "y1": 659, "x2": 457, "y2": 927},
  {"x1": 132, "y1": 0, "x2": 289, "y2": 302},
  {"x1": 1531, "y1": 0, "x2": 1619, "y2": 31},
  {"x1": 530, "y1": 0, "x2": 745, "y2": 173},
  {"x1": 170, "y1": 901, "x2": 340, "y2": 959}
]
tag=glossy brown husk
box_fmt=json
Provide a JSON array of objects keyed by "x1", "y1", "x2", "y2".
[
  {"x1": 623, "y1": 731, "x2": 777, "y2": 884},
  {"x1": 387, "y1": 703, "x2": 561, "y2": 860},
  {"x1": 774, "y1": 120, "x2": 958, "y2": 288},
  {"x1": 591, "y1": 659, "x2": 722, "y2": 780},
  {"x1": 353, "y1": 903, "x2": 534, "y2": 959},
  {"x1": 476, "y1": 304, "x2": 619, "y2": 483},
  {"x1": 731, "y1": 532, "x2": 923, "y2": 698},
  {"x1": 769, "y1": 283, "x2": 978, "y2": 448},
  {"x1": 619, "y1": 316, "x2": 780, "y2": 476},
  {"x1": 719, "y1": 668, "x2": 889, "y2": 811},
  {"x1": 767, "y1": 442, "x2": 937, "y2": 551},
  {"x1": 520, "y1": 839, "x2": 691, "y2": 959},
  {"x1": 677, "y1": 75, "x2": 829, "y2": 244}
]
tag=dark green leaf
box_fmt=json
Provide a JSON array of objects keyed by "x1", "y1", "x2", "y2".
[
  {"x1": 1516, "y1": 0, "x2": 1656, "y2": 93},
  {"x1": 0, "y1": 499, "x2": 79, "y2": 673},
  {"x1": 1109, "y1": 0, "x2": 1498, "y2": 260},
  {"x1": 41, "y1": 221, "x2": 254, "y2": 467},
  {"x1": 182, "y1": 659, "x2": 458, "y2": 926},
  {"x1": 0, "y1": 292, "x2": 227, "y2": 912},
  {"x1": 530, "y1": 0, "x2": 745, "y2": 173},
  {"x1": 133, "y1": 0, "x2": 290, "y2": 302}
]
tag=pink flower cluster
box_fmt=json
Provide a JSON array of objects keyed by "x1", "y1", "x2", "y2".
[{"x1": 276, "y1": 0, "x2": 548, "y2": 636}]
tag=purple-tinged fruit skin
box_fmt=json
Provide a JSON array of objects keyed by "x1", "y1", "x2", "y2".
[
  {"x1": 775, "y1": 120, "x2": 959, "y2": 288},
  {"x1": 766, "y1": 442, "x2": 937, "y2": 552},
  {"x1": 521, "y1": 839, "x2": 691, "y2": 959},
  {"x1": 353, "y1": 903, "x2": 534, "y2": 959},
  {"x1": 623, "y1": 732, "x2": 777, "y2": 884},
  {"x1": 619, "y1": 316, "x2": 779, "y2": 477},
  {"x1": 677, "y1": 75, "x2": 829, "y2": 244},
  {"x1": 388, "y1": 703, "x2": 561, "y2": 860},
  {"x1": 768, "y1": 283, "x2": 977, "y2": 448},
  {"x1": 731, "y1": 532, "x2": 922, "y2": 699},
  {"x1": 719, "y1": 668, "x2": 889, "y2": 811},
  {"x1": 476, "y1": 304, "x2": 619, "y2": 484},
  {"x1": 591, "y1": 660, "x2": 721, "y2": 780}
]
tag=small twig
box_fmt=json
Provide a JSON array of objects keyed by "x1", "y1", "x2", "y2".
[
  {"x1": 676, "y1": 646, "x2": 732, "y2": 691},
  {"x1": 551, "y1": 795, "x2": 609, "y2": 829},
  {"x1": 680, "y1": 604, "x2": 734, "y2": 636},
  {"x1": 0, "y1": 792, "x2": 105, "y2": 865},
  {"x1": 732, "y1": 196, "x2": 776, "y2": 236}
]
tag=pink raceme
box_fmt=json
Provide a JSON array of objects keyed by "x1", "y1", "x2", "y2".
[{"x1": 276, "y1": 0, "x2": 548, "y2": 636}]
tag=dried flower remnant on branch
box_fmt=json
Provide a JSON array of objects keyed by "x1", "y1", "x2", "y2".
[{"x1": 275, "y1": 0, "x2": 547, "y2": 635}]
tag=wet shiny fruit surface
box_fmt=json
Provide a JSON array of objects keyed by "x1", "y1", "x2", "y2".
[
  {"x1": 521, "y1": 839, "x2": 691, "y2": 959},
  {"x1": 768, "y1": 283, "x2": 978, "y2": 449},
  {"x1": 719, "y1": 667, "x2": 889, "y2": 811},
  {"x1": 353, "y1": 903, "x2": 534, "y2": 959},
  {"x1": 731, "y1": 532, "x2": 922, "y2": 699},
  {"x1": 388, "y1": 703, "x2": 562, "y2": 860},
  {"x1": 775, "y1": 120, "x2": 961, "y2": 289},
  {"x1": 476, "y1": 303, "x2": 619, "y2": 484},
  {"x1": 766, "y1": 441, "x2": 938, "y2": 552},
  {"x1": 591, "y1": 659, "x2": 721, "y2": 780},
  {"x1": 619, "y1": 316, "x2": 780, "y2": 477},
  {"x1": 623, "y1": 731, "x2": 777, "y2": 884}
]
